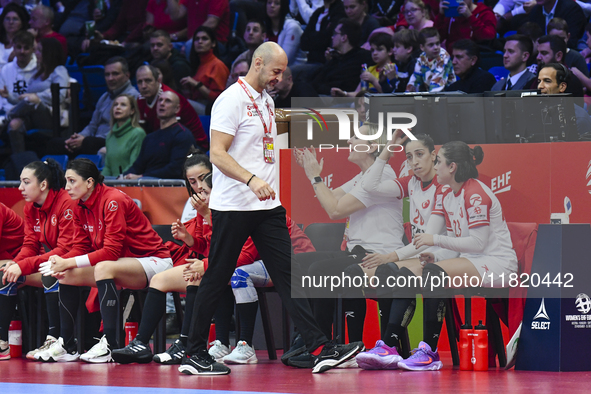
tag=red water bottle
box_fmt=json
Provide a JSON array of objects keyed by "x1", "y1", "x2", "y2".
[
  {"x1": 473, "y1": 320, "x2": 488, "y2": 371},
  {"x1": 9, "y1": 320, "x2": 22, "y2": 358},
  {"x1": 459, "y1": 323, "x2": 473, "y2": 370},
  {"x1": 208, "y1": 323, "x2": 216, "y2": 345},
  {"x1": 124, "y1": 321, "x2": 138, "y2": 346}
]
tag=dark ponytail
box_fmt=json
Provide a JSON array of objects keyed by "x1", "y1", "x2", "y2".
[
  {"x1": 66, "y1": 158, "x2": 105, "y2": 185},
  {"x1": 24, "y1": 159, "x2": 65, "y2": 191},
  {"x1": 440, "y1": 141, "x2": 484, "y2": 183}
]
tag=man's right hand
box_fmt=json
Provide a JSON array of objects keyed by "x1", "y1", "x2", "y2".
[{"x1": 248, "y1": 176, "x2": 276, "y2": 201}]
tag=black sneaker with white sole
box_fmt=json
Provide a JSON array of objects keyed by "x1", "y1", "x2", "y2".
[
  {"x1": 287, "y1": 351, "x2": 315, "y2": 368},
  {"x1": 281, "y1": 333, "x2": 306, "y2": 366},
  {"x1": 178, "y1": 350, "x2": 231, "y2": 375},
  {"x1": 312, "y1": 341, "x2": 365, "y2": 374},
  {"x1": 111, "y1": 338, "x2": 153, "y2": 364},
  {"x1": 153, "y1": 338, "x2": 186, "y2": 365}
]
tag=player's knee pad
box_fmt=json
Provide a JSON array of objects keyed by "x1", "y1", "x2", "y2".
[
  {"x1": 42, "y1": 275, "x2": 59, "y2": 293},
  {"x1": 231, "y1": 268, "x2": 250, "y2": 289},
  {"x1": 231, "y1": 268, "x2": 257, "y2": 304}
]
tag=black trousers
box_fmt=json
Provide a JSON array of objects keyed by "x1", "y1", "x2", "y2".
[
  {"x1": 185, "y1": 206, "x2": 328, "y2": 356},
  {"x1": 295, "y1": 251, "x2": 366, "y2": 339},
  {"x1": 44, "y1": 136, "x2": 105, "y2": 158}
]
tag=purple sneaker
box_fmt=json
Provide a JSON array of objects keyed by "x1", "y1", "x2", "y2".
[
  {"x1": 397, "y1": 341, "x2": 443, "y2": 371},
  {"x1": 355, "y1": 340, "x2": 403, "y2": 370}
]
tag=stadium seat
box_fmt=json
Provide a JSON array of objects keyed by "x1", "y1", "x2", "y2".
[
  {"x1": 199, "y1": 115, "x2": 211, "y2": 137},
  {"x1": 82, "y1": 65, "x2": 107, "y2": 107},
  {"x1": 41, "y1": 155, "x2": 68, "y2": 171},
  {"x1": 75, "y1": 154, "x2": 103, "y2": 170},
  {"x1": 488, "y1": 66, "x2": 510, "y2": 82}
]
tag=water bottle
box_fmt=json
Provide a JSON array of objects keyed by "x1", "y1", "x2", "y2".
[
  {"x1": 459, "y1": 323, "x2": 473, "y2": 370},
  {"x1": 473, "y1": 320, "x2": 489, "y2": 371},
  {"x1": 360, "y1": 64, "x2": 369, "y2": 90},
  {"x1": 124, "y1": 321, "x2": 138, "y2": 346},
  {"x1": 9, "y1": 320, "x2": 22, "y2": 358}
]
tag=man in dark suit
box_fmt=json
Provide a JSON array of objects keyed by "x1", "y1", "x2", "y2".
[
  {"x1": 492, "y1": 34, "x2": 537, "y2": 91},
  {"x1": 527, "y1": 0, "x2": 585, "y2": 49},
  {"x1": 445, "y1": 39, "x2": 497, "y2": 93}
]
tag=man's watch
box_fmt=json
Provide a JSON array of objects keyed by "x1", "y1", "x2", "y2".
[{"x1": 311, "y1": 176, "x2": 322, "y2": 185}]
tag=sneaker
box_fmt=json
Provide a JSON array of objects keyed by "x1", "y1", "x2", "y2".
[
  {"x1": 26, "y1": 335, "x2": 58, "y2": 360},
  {"x1": 35, "y1": 337, "x2": 79, "y2": 362},
  {"x1": 287, "y1": 351, "x2": 315, "y2": 368},
  {"x1": 281, "y1": 333, "x2": 305, "y2": 366},
  {"x1": 111, "y1": 338, "x2": 153, "y2": 364},
  {"x1": 153, "y1": 339, "x2": 186, "y2": 365},
  {"x1": 312, "y1": 341, "x2": 365, "y2": 374},
  {"x1": 356, "y1": 340, "x2": 403, "y2": 370},
  {"x1": 0, "y1": 340, "x2": 9, "y2": 360},
  {"x1": 397, "y1": 341, "x2": 443, "y2": 371},
  {"x1": 178, "y1": 349, "x2": 231, "y2": 375},
  {"x1": 80, "y1": 335, "x2": 113, "y2": 363},
  {"x1": 222, "y1": 341, "x2": 257, "y2": 364},
  {"x1": 337, "y1": 357, "x2": 358, "y2": 368},
  {"x1": 208, "y1": 340, "x2": 231, "y2": 362}
]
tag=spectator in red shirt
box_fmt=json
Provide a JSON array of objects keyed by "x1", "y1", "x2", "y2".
[
  {"x1": 29, "y1": 5, "x2": 68, "y2": 61},
  {"x1": 136, "y1": 64, "x2": 208, "y2": 151},
  {"x1": 181, "y1": 26, "x2": 229, "y2": 115},
  {"x1": 165, "y1": 0, "x2": 230, "y2": 45},
  {"x1": 146, "y1": 0, "x2": 187, "y2": 42},
  {"x1": 435, "y1": 0, "x2": 496, "y2": 52}
]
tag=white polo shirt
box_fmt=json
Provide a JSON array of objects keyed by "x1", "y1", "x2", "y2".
[
  {"x1": 209, "y1": 77, "x2": 281, "y2": 211},
  {"x1": 340, "y1": 165, "x2": 405, "y2": 255}
]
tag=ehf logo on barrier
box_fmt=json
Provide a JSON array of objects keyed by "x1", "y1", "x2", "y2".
[
  {"x1": 298, "y1": 108, "x2": 418, "y2": 143},
  {"x1": 565, "y1": 294, "x2": 591, "y2": 329}
]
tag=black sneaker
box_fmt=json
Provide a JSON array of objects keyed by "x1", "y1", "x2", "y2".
[
  {"x1": 281, "y1": 333, "x2": 306, "y2": 366},
  {"x1": 111, "y1": 338, "x2": 153, "y2": 364},
  {"x1": 287, "y1": 351, "x2": 315, "y2": 368},
  {"x1": 312, "y1": 341, "x2": 365, "y2": 374},
  {"x1": 153, "y1": 338, "x2": 185, "y2": 365},
  {"x1": 178, "y1": 350, "x2": 231, "y2": 375}
]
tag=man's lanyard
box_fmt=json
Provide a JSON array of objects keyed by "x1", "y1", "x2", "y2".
[{"x1": 238, "y1": 78, "x2": 273, "y2": 136}]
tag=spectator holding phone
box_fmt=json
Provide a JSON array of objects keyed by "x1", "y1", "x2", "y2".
[{"x1": 435, "y1": 0, "x2": 497, "y2": 52}]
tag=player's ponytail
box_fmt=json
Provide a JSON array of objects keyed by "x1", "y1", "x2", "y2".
[
  {"x1": 24, "y1": 159, "x2": 65, "y2": 191},
  {"x1": 440, "y1": 141, "x2": 484, "y2": 183}
]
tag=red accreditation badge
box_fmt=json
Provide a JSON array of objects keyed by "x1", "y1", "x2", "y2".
[{"x1": 263, "y1": 135, "x2": 275, "y2": 163}]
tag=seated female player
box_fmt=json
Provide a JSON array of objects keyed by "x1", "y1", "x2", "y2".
[
  {"x1": 363, "y1": 141, "x2": 517, "y2": 371},
  {"x1": 110, "y1": 152, "x2": 259, "y2": 364},
  {"x1": 0, "y1": 160, "x2": 88, "y2": 360},
  {"x1": 351, "y1": 133, "x2": 449, "y2": 370},
  {"x1": 0, "y1": 202, "x2": 24, "y2": 360},
  {"x1": 36, "y1": 159, "x2": 172, "y2": 363}
]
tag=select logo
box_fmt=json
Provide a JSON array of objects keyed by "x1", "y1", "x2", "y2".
[{"x1": 531, "y1": 298, "x2": 551, "y2": 330}]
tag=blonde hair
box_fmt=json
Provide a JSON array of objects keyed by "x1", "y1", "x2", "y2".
[
  {"x1": 360, "y1": 122, "x2": 389, "y2": 157},
  {"x1": 110, "y1": 94, "x2": 140, "y2": 129}
]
